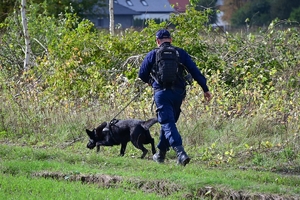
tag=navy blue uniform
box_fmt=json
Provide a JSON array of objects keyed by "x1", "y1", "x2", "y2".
[
  {"x1": 139, "y1": 42, "x2": 209, "y2": 92},
  {"x1": 139, "y1": 42, "x2": 210, "y2": 152}
]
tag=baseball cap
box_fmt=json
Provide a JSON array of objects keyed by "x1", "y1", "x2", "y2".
[{"x1": 155, "y1": 29, "x2": 171, "y2": 39}]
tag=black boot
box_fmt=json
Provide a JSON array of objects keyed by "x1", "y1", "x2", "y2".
[
  {"x1": 173, "y1": 146, "x2": 190, "y2": 166},
  {"x1": 153, "y1": 150, "x2": 166, "y2": 163}
]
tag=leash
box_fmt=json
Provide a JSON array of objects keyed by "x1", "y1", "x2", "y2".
[
  {"x1": 105, "y1": 84, "x2": 148, "y2": 144},
  {"x1": 110, "y1": 84, "x2": 148, "y2": 122}
]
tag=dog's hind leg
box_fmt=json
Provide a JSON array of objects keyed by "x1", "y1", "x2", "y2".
[
  {"x1": 143, "y1": 130, "x2": 157, "y2": 155},
  {"x1": 130, "y1": 135, "x2": 148, "y2": 159},
  {"x1": 135, "y1": 135, "x2": 149, "y2": 159},
  {"x1": 131, "y1": 125, "x2": 151, "y2": 159},
  {"x1": 140, "y1": 148, "x2": 148, "y2": 159}
]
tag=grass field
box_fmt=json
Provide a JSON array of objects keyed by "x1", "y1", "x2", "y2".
[
  {"x1": 1, "y1": 13, "x2": 299, "y2": 199},
  {"x1": 1, "y1": 142, "x2": 300, "y2": 199}
]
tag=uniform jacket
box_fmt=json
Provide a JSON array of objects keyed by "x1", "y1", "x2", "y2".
[{"x1": 139, "y1": 42, "x2": 209, "y2": 92}]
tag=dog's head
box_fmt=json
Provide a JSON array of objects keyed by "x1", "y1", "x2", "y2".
[
  {"x1": 86, "y1": 129, "x2": 97, "y2": 150},
  {"x1": 86, "y1": 121, "x2": 108, "y2": 152}
]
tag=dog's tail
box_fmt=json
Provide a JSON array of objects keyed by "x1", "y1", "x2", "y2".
[{"x1": 141, "y1": 118, "x2": 158, "y2": 130}]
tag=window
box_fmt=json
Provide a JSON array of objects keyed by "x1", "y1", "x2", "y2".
[
  {"x1": 126, "y1": 0, "x2": 133, "y2": 6},
  {"x1": 140, "y1": 0, "x2": 148, "y2": 6}
]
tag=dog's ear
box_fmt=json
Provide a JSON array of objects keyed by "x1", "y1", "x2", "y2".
[
  {"x1": 95, "y1": 122, "x2": 108, "y2": 136},
  {"x1": 86, "y1": 129, "x2": 94, "y2": 138},
  {"x1": 96, "y1": 122, "x2": 107, "y2": 131}
]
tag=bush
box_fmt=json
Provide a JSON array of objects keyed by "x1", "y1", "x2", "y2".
[{"x1": 0, "y1": 3, "x2": 299, "y2": 167}]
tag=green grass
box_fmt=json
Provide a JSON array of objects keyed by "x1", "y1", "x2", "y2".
[
  {"x1": 0, "y1": 174, "x2": 162, "y2": 200},
  {"x1": 1, "y1": 144, "x2": 300, "y2": 199},
  {"x1": 1, "y1": 10, "x2": 300, "y2": 199},
  {"x1": 0, "y1": 81, "x2": 299, "y2": 199}
]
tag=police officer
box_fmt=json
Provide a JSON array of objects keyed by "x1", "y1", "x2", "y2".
[{"x1": 138, "y1": 29, "x2": 212, "y2": 166}]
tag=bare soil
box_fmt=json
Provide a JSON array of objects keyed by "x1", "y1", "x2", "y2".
[{"x1": 32, "y1": 171, "x2": 299, "y2": 200}]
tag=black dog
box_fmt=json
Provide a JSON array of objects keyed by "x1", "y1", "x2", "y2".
[{"x1": 86, "y1": 118, "x2": 158, "y2": 159}]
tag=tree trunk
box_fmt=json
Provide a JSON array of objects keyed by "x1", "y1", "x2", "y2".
[
  {"x1": 21, "y1": 0, "x2": 31, "y2": 70},
  {"x1": 109, "y1": 0, "x2": 114, "y2": 35}
]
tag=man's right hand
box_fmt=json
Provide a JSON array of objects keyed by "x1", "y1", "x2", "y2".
[{"x1": 204, "y1": 91, "x2": 212, "y2": 102}]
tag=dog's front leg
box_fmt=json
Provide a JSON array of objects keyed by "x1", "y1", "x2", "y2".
[
  {"x1": 96, "y1": 145, "x2": 100, "y2": 153},
  {"x1": 119, "y1": 142, "x2": 127, "y2": 156}
]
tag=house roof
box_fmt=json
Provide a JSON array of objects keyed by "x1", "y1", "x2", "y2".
[
  {"x1": 168, "y1": 0, "x2": 190, "y2": 12},
  {"x1": 115, "y1": 0, "x2": 175, "y2": 13},
  {"x1": 113, "y1": 3, "x2": 140, "y2": 15},
  {"x1": 91, "y1": 1, "x2": 140, "y2": 15}
]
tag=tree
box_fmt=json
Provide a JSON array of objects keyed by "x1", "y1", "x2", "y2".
[
  {"x1": 194, "y1": 0, "x2": 218, "y2": 24},
  {"x1": 269, "y1": 0, "x2": 300, "y2": 21},
  {"x1": 220, "y1": 0, "x2": 250, "y2": 22},
  {"x1": 109, "y1": 0, "x2": 114, "y2": 35},
  {"x1": 223, "y1": 0, "x2": 300, "y2": 26},
  {"x1": 0, "y1": 0, "x2": 106, "y2": 23},
  {"x1": 0, "y1": 0, "x2": 17, "y2": 23},
  {"x1": 290, "y1": 7, "x2": 300, "y2": 22},
  {"x1": 21, "y1": 0, "x2": 31, "y2": 70},
  {"x1": 231, "y1": 0, "x2": 271, "y2": 26}
]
